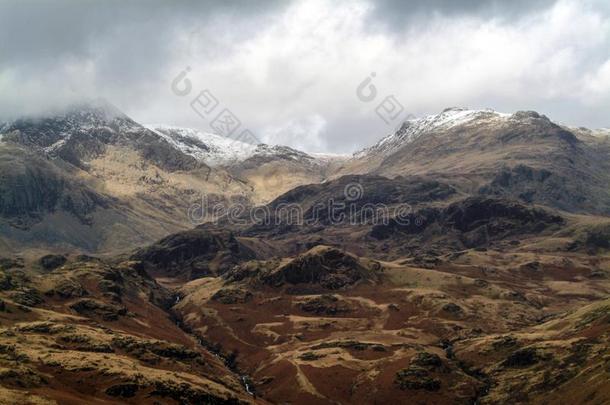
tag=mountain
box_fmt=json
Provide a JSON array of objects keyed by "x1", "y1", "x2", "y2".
[
  {"x1": 2, "y1": 100, "x2": 201, "y2": 172},
  {"x1": 146, "y1": 124, "x2": 346, "y2": 204},
  {"x1": 354, "y1": 107, "x2": 510, "y2": 159},
  {"x1": 4, "y1": 103, "x2": 608, "y2": 252},
  {"x1": 0, "y1": 102, "x2": 349, "y2": 252},
  {"x1": 341, "y1": 108, "x2": 610, "y2": 215},
  {"x1": 0, "y1": 101, "x2": 253, "y2": 253}
]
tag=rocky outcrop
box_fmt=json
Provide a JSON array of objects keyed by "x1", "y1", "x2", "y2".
[
  {"x1": 261, "y1": 246, "x2": 379, "y2": 290},
  {"x1": 38, "y1": 254, "x2": 67, "y2": 271},
  {"x1": 132, "y1": 227, "x2": 256, "y2": 280},
  {"x1": 221, "y1": 246, "x2": 380, "y2": 290},
  {"x1": 371, "y1": 196, "x2": 564, "y2": 249},
  {"x1": 69, "y1": 298, "x2": 128, "y2": 321},
  {"x1": 298, "y1": 294, "x2": 351, "y2": 315},
  {"x1": 211, "y1": 288, "x2": 253, "y2": 304},
  {"x1": 262, "y1": 247, "x2": 361, "y2": 288}
]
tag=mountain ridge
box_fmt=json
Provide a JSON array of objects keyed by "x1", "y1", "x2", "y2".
[{"x1": 1, "y1": 101, "x2": 609, "y2": 252}]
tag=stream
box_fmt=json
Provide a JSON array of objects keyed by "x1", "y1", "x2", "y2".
[{"x1": 170, "y1": 295, "x2": 256, "y2": 397}]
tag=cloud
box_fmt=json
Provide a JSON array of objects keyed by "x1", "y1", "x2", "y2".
[
  {"x1": 262, "y1": 114, "x2": 328, "y2": 152},
  {"x1": 583, "y1": 59, "x2": 610, "y2": 101},
  {"x1": 0, "y1": 0, "x2": 287, "y2": 116},
  {"x1": 0, "y1": 0, "x2": 609, "y2": 153},
  {"x1": 365, "y1": 0, "x2": 559, "y2": 29}
]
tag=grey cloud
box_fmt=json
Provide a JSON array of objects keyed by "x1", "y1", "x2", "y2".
[
  {"x1": 0, "y1": 0, "x2": 286, "y2": 63},
  {"x1": 366, "y1": 0, "x2": 559, "y2": 29},
  {"x1": 0, "y1": 0, "x2": 608, "y2": 153},
  {"x1": 0, "y1": 0, "x2": 289, "y2": 118},
  {"x1": 0, "y1": 0, "x2": 288, "y2": 69}
]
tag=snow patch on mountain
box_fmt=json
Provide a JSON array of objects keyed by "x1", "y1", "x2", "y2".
[
  {"x1": 146, "y1": 125, "x2": 259, "y2": 166},
  {"x1": 310, "y1": 152, "x2": 349, "y2": 162},
  {"x1": 355, "y1": 107, "x2": 510, "y2": 158},
  {"x1": 147, "y1": 125, "x2": 345, "y2": 167},
  {"x1": 44, "y1": 135, "x2": 71, "y2": 153},
  {"x1": 596, "y1": 128, "x2": 610, "y2": 137},
  {"x1": 247, "y1": 144, "x2": 341, "y2": 166},
  {"x1": 564, "y1": 125, "x2": 610, "y2": 139}
]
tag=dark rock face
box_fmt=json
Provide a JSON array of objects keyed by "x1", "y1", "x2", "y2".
[
  {"x1": 223, "y1": 260, "x2": 277, "y2": 284},
  {"x1": 59, "y1": 334, "x2": 114, "y2": 353},
  {"x1": 299, "y1": 352, "x2": 327, "y2": 361},
  {"x1": 0, "y1": 257, "x2": 24, "y2": 271},
  {"x1": 395, "y1": 367, "x2": 441, "y2": 391},
  {"x1": 242, "y1": 175, "x2": 456, "y2": 234},
  {"x1": 395, "y1": 351, "x2": 446, "y2": 391},
  {"x1": 39, "y1": 254, "x2": 67, "y2": 271},
  {"x1": 586, "y1": 231, "x2": 610, "y2": 250},
  {"x1": 502, "y1": 347, "x2": 541, "y2": 368},
  {"x1": 8, "y1": 288, "x2": 44, "y2": 307},
  {"x1": 69, "y1": 298, "x2": 127, "y2": 321},
  {"x1": 211, "y1": 288, "x2": 253, "y2": 304},
  {"x1": 0, "y1": 271, "x2": 20, "y2": 291},
  {"x1": 51, "y1": 279, "x2": 88, "y2": 299},
  {"x1": 479, "y1": 164, "x2": 594, "y2": 213},
  {"x1": 298, "y1": 294, "x2": 351, "y2": 315},
  {"x1": 149, "y1": 380, "x2": 239, "y2": 405},
  {"x1": 0, "y1": 147, "x2": 113, "y2": 228},
  {"x1": 411, "y1": 352, "x2": 443, "y2": 369},
  {"x1": 442, "y1": 197, "x2": 563, "y2": 233},
  {"x1": 112, "y1": 336, "x2": 200, "y2": 362},
  {"x1": 0, "y1": 367, "x2": 47, "y2": 389},
  {"x1": 581, "y1": 224, "x2": 610, "y2": 252},
  {"x1": 105, "y1": 383, "x2": 139, "y2": 398},
  {"x1": 441, "y1": 303, "x2": 464, "y2": 316},
  {"x1": 261, "y1": 247, "x2": 374, "y2": 290},
  {"x1": 492, "y1": 336, "x2": 519, "y2": 350},
  {"x1": 371, "y1": 196, "x2": 564, "y2": 249},
  {"x1": 132, "y1": 227, "x2": 255, "y2": 280},
  {"x1": 221, "y1": 247, "x2": 379, "y2": 291}
]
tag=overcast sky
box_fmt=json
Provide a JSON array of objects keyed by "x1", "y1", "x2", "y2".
[{"x1": 1, "y1": 0, "x2": 609, "y2": 153}]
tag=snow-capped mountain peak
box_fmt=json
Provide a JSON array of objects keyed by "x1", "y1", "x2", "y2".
[
  {"x1": 355, "y1": 107, "x2": 510, "y2": 158},
  {"x1": 0, "y1": 99, "x2": 143, "y2": 151},
  {"x1": 146, "y1": 125, "x2": 260, "y2": 167},
  {"x1": 146, "y1": 125, "x2": 344, "y2": 168}
]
